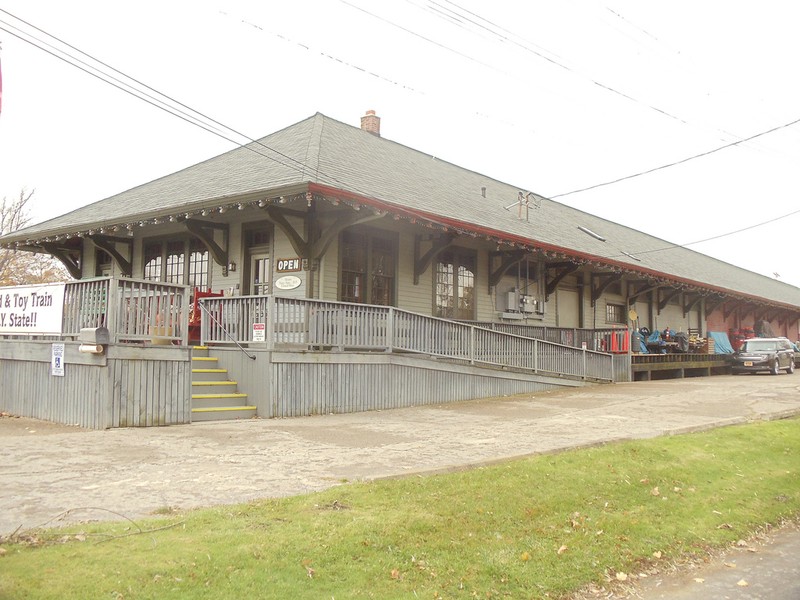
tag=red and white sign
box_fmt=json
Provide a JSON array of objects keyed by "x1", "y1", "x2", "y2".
[{"x1": 252, "y1": 322, "x2": 266, "y2": 342}]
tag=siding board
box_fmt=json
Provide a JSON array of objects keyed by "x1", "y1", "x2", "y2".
[
  {"x1": 264, "y1": 351, "x2": 583, "y2": 417},
  {"x1": 0, "y1": 341, "x2": 191, "y2": 429},
  {"x1": 2, "y1": 338, "x2": 607, "y2": 428}
]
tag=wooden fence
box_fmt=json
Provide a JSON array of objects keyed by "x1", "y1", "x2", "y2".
[
  {"x1": 0, "y1": 279, "x2": 192, "y2": 428},
  {"x1": 200, "y1": 295, "x2": 616, "y2": 383},
  {"x1": 0, "y1": 340, "x2": 191, "y2": 428},
  {"x1": 61, "y1": 277, "x2": 190, "y2": 344},
  {"x1": 0, "y1": 280, "x2": 622, "y2": 427}
]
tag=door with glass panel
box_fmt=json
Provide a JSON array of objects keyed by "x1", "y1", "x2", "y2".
[{"x1": 250, "y1": 254, "x2": 270, "y2": 295}]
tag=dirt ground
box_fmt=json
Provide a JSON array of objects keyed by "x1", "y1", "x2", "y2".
[{"x1": 0, "y1": 413, "x2": 87, "y2": 437}]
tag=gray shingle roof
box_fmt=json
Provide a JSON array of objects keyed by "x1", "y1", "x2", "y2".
[{"x1": 4, "y1": 113, "x2": 799, "y2": 308}]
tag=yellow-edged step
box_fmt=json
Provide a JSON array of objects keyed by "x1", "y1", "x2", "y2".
[
  {"x1": 192, "y1": 406, "x2": 256, "y2": 413},
  {"x1": 191, "y1": 347, "x2": 255, "y2": 421}
]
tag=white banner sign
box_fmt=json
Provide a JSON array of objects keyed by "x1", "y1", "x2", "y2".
[{"x1": 0, "y1": 283, "x2": 66, "y2": 335}]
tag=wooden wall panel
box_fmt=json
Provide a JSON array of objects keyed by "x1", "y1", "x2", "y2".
[
  {"x1": 267, "y1": 353, "x2": 582, "y2": 418},
  {"x1": 0, "y1": 341, "x2": 191, "y2": 429}
]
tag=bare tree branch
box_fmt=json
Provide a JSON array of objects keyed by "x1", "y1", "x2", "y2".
[{"x1": 1, "y1": 189, "x2": 69, "y2": 285}]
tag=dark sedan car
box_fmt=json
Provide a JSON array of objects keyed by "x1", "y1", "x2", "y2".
[{"x1": 731, "y1": 337, "x2": 795, "y2": 375}]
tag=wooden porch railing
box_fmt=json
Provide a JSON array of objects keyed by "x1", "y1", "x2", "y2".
[
  {"x1": 199, "y1": 295, "x2": 616, "y2": 382},
  {"x1": 61, "y1": 277, "x2": 190, "y2": 344},
  {"x1": 464, "y1": 322, "x2": 630, "y2": 354}
]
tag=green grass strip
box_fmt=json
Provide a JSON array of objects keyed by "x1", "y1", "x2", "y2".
[{"x1": 1, "y1": 418, "x2": 798, "y2": 599}]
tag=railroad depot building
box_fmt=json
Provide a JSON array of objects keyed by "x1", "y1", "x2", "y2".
[{"x1": 1, "y1": 111, "x2": 799, "y2": 428}]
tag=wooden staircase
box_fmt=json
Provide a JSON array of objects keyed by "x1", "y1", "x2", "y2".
[{"x1": 191, "y1": 346, "x2": 256, "y2": 422}]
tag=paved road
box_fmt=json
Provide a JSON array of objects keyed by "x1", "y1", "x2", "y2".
[
  {"x1": 629, "y1": 521, "x2": 800, "y2": 600},
  {"x1": 2, "y1": 374, "x2": 799, "y2": 597}
]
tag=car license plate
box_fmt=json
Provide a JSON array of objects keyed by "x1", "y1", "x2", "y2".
[{"x1": 744, "y1": 361, "x2": 753, "y2": 367}]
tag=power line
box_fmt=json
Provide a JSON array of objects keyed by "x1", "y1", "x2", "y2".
[
  {"x1": 411, "y1": 0, "x2": 792, "y2": 163},
  {"x1": 549, "y1": 115, "x2": 800, "y2": 199},
  {"x1": 339, "y1": 0, "x2": 512, "y2": 77},
  {"x1": 0, "y1": 9, "x2": 367, "y2": 192},
  {"x1": 0, "y1": 18, "x2": 228, "y2": 138},
  {"x1": 607, "y1": 207, "x2": 800, "y2": 261},
  {"x1": 408, "y1": 0, "x2": 694, "y2": 127},
  {"x1": 605, "y1": 8, "x2": 663, "y2": 45},
  {"x1": 0, "y1": 19, "x2": 308, "y2": 177},
  {"x1": 415, "y1": 0, "x2": 566, "y2": 69},
  {"x1": 0, "y1": 7, "x2": 536, "y2": 207},
  {"x1": 2, "y1": 7, "x2": 797, "y2": 271},
  {"x1": 1, "y1": 8, "x2": 465, "y2": 229},
  {"x1": 223, "y1": 10, "x2": 423, "y2": 96}
]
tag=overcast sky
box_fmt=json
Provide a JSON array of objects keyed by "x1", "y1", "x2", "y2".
[{"x1": 1, "y1": 1, "x2": 799, "y2": 287}]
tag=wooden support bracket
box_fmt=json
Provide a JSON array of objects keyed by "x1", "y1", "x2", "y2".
[
  {"x1": 414, "y1": 233, "x2": 455, "y2": 284},
  {"x1": 682, "y1": 293, "x2": 702, "y2": 317},
  {"x1": 184, "y1": 218, "x2": 229, "y2": 273},
  {"x1": 704, "y1": 296, "x2": 726, "y2": 318},
  {"x1": 627, "y1": 282, "x2": 660, "y2": 306},
  {"x1": 488, "y1": 250, "x2": 527, "y2": 291},
  {"x1": 38, "y1": 242, "x2": 82, "y2": 279},
  {"x1": 590, "y1": 272, "x2": 621, "y2": 306},
  {"x1": 87, "y1": 234, "x2": 133, "y2": 277},
  {"x1": 544, "y1": 262, "x2": 578, "y2": 300},
  {"x1": 264, "y1": 206, "x2": 308, "y2": 258},
  {"x1": 657, "y1": 289, "x2": 681, "y2": 312},
  {"x1": 312, "y1": 211, "x2": 385, "y2": 261}
]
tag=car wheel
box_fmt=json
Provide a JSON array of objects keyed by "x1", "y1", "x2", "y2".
[
  {"x1": 770, "y1": 359, "x2": 780, "y2": 375},
  {"x1": 787, "y1": 361, "x2": 796, "y2": 375}
]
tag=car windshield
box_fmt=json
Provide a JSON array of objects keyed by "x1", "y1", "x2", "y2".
[{"x1": 742, "y1": 340, "x2": 777, "y2": 352}]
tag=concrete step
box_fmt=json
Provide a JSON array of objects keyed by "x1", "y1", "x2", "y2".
[
  {"x1": 191, "y1": 368, "x2": 229, "y2": 382},
  {"x1": 192, "y1": 393, "x2": 249, "y2": 410},
  {"x1": 192, "y1": 356, "x2": 218, "y2": 364},
  {"x1": 192, "y1": 380, "x2": 238, "y2": 390},
  {"x1": 191, "y1": 405, "x2": 257, "y2": 422},
  {"x1": 191, "y1": 392, "x2": 248, "y2": 399},
  {"x1": 192, "y1": 381, "x2": 239, "y2": 396},
  {"x1": 190, "y1": 349, "x2": 255, "y2": 422}
]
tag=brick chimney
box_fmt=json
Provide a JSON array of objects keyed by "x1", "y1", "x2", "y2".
[{"x1": 360, "y1": 110, "x2": 381, "y2": 137}]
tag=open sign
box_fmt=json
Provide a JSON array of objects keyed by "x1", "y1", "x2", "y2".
[{"x1": 276, "y1": 258, "x2": 301, "y2": 272}]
